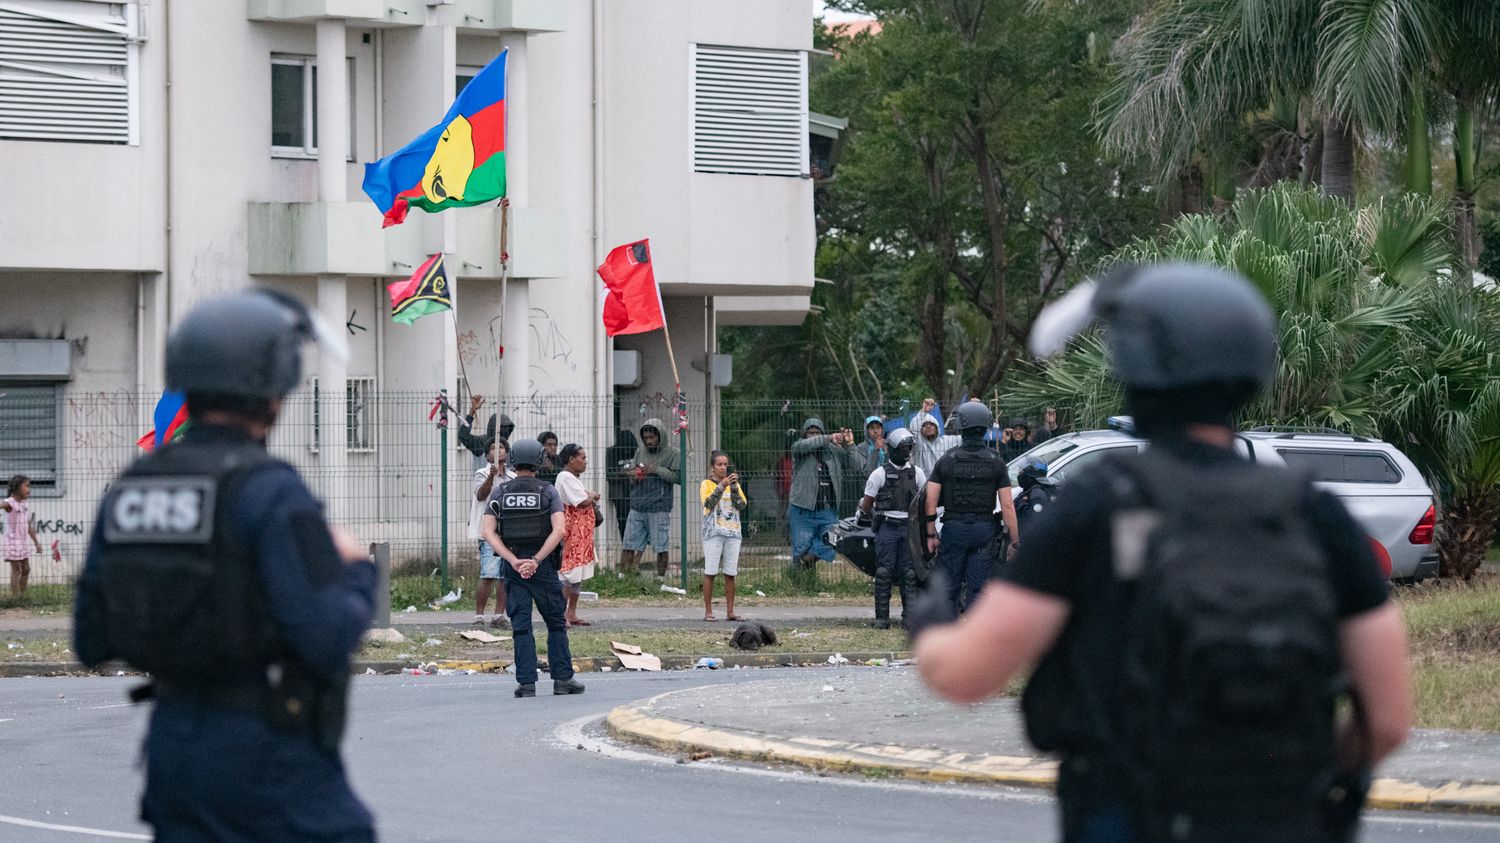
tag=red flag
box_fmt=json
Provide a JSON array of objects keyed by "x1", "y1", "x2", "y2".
[{"x1": 597, "y1": 239, "x2": 665, "y2": 337}]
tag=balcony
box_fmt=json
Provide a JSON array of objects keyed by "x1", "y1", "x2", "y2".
[
  {"x1": 715, "y1": 295, "x2": 811, "y2": 327},
  {"x1": 247, "y1": 201, "x2": 565, "y2": 279},
  {"x1": 246, "y1": 0, "x2": 563, "y2": 31}
]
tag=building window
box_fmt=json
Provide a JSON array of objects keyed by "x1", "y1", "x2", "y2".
[
  {"x1": 0, "y1": 383, "x2": 61, "y2": 492},
  {"x1": 691, "y1": 44, "x2": 807, "y2": 177},
  {"x1": 456, "y1": 66, "x2": 482, "y2": 96},
  {"x1": 0, "y1": 0, "x2": 140, "y2": 144},
  {"x1": 271, "y1": 55, "x2": 354, "y2": 159},
  {"x1": 310, "y1": 377, "x2": 376, "y2": 453}
]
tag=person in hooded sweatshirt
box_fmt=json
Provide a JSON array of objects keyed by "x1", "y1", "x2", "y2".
[
  {"x1": 911, "y1": 398, "x2": 960, "y2": 476},
  {"x1": 613, "y1": 418, "x2": 682, "y2": 577}
]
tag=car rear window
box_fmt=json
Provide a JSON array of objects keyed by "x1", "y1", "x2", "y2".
[{"x1": 1275, "y1": 449, "x2": 1402, "y2": 484}]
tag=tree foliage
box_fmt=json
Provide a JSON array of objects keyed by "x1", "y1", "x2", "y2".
[{"x1": 725, "y1": 0, "x2": 1155, "y2": 407}]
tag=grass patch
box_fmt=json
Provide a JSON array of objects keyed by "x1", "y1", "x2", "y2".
[
  {"x1": 358, "y1": 622, "x2": 907, "y2": 664},
  {"x1": 0, "y1": 584, "x2": 73, "y2": 612},
  {"x1": 390, "y1": 574, "x2": 476, "y2": 613},
  {"x1": 560, "y1": 624, "x2": 907, "y2": 659},
  {"x1": 1, "y1": 636, "x2": 73, "y2": 662},
  {"x1": 1393, "y1": 574, "x2": 1500, "y2": 731}
]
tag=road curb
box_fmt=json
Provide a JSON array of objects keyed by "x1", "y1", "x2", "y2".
[
  {"x1": 0, "y1": 651, "x2": 910, "y2": 679},
  {"x1": 606, "y1": 691, "x2": 1500, "y2": 816}
]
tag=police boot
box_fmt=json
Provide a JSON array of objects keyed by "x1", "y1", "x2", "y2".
[
  {"x1": 872, "y1": 578, "x2": 892, "y2": 629},
  {"x1": 896, "y1": 580, "x2": 916, "y2": 630},
  {"x1": 514, "y1": 683, "x2": 536, "y2": 698},
  {"x1": 553, "y1": 678, "x2": 586, "y2": 695}
]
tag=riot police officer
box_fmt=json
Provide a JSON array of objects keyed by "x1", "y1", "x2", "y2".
[
  {"x1": 912, "y1": 264, "x2": 1412, "y2": 842},
  {"x1": 482, "y1": 438, "x2": 585, "y2": 698},
  {"x1": 73, "y1": 289, "x2": 377, "y2": 841},
  {"x1": 923, "y1": 401, "x2": 1019, "y2": 613},
  {"x1": 858, "y1": 428, "x2": 924, "y2": 629}
]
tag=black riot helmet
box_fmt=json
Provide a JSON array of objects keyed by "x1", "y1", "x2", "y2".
[
  {"x1": 954, "y1": 401, "x2": 993, "y2": 435},
  {"x1": 166, "y1": 289, "x2": 340, "y2": 402},
  {"x1": 886, "y1": 428, "x2": 914, "y2": 465},
  {"x1": 1028, "y1": 262, "x2": 1277, "y2": 436},
  {"x1": 509, "y1": 438, "x2": 545, "y2": 470}
]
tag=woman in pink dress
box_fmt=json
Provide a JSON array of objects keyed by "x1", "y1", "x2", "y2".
[{"x1": 555, "y1": 444, "x2": 599, "y2": 627}]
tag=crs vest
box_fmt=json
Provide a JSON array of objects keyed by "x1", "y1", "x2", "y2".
[
  {"x1": 939, "y1": 446, "x2": 1006, "y2": 514},
  {"x1": 491, "y1": 475, "x2": 550, "y2": 548},
  {"x1": 874, "y1": 463, "x2": 919, "y2": 515},
  {"x1": 92, "y1": 440, "x2": 279, "y2": 680}
]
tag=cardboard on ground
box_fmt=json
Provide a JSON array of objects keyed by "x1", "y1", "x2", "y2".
[
  {"x1": 459, "y1": 630, "x2": 510, "y2": 643},
  {"x1": 611, "y1": 641, "x2": 662, "y2": 671}
]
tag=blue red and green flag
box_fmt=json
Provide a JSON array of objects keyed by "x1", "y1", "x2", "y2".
[
  {"x1": 362, "y1": 50, "x2": 507, "y2": 227},
  {"x1": 135, "y1": 390, "x2": 189, "y2": 451},
  {"x1": 388, "y1": 253, "x2": 453, "y2": 325}
]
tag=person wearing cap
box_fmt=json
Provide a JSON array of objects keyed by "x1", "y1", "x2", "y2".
[
  {"x1": 788, "y1": 418, "x2": 860, "y2": 569},
  {"x1": 856, "y1": 415, "x2": 887, "y2": 471},
  {"x1": 1002, "y1": 419, "x2": 1032, "y2": 461},
  {"x1": 614, "y1": 418, "x2": 681, "y2": 578},
  {"x1": 74, "y1": 289, "x2": 377, "y2": 840},
  {"x1": 458, "y1": 394, "x2": 515, "y2": 471},
  {"x1": 911, "y1": 263, "x2": 1412, "y2": 842}
]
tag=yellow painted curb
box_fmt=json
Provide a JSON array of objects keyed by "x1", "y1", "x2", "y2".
[{"x1": 606, "y1": 691, "x2": 1500, "y2": 815}]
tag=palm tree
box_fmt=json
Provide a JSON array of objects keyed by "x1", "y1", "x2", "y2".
[
  {"x1": 1009, "y1": 184, "x2": 1500, "y2": 576},
  {"x1": 1099, "y1": 0, "x2": 1500, "y2": 237},
  {"x1": 1380, "y1": 284, "x2": 1500, "y2": 579}
]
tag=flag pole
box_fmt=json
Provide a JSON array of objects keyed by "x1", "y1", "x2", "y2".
[
  {"x1": 654, "y1": 284, "x2": 690, "y2": 592},
  {"x1": 497, "y1": 198, "x2": 510, "y2": 406}
]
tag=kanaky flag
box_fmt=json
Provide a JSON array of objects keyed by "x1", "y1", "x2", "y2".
[
  {"x1": 597, "y1": 239, "x2": 665, "y2": 337},
  {"x1": 388, "y1": 254, "x2": 453, "y2": 325},
  {"x1": 362, "y1": 51, "x2": 507, "y2": 227},
  {"x1": 136, "y1": 390, "x2": 189, "y2": 452}
]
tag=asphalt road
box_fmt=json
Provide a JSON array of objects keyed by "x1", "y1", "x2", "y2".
[{"x1": 2, "y1": 671, "x2": 1498, "y2": 842}]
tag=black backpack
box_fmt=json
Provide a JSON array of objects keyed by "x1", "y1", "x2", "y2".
[{"x1": 1113, "y1": 451, "x2": 1345, "y2": 840}]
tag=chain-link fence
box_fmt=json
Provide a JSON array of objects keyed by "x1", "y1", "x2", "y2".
[{"x1": 0, "y1": 388, "x2": 968, "y2": 600}]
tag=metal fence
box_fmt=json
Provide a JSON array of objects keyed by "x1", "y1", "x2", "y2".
[{"x1": 0, "y1": 389, "x2": 966, "y2": 599}]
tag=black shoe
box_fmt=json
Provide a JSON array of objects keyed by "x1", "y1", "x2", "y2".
[
  {"x1": 514, "y1": 683, "x2": 536, "y2": 698},
  {"x1": 553, "y1": 678, "x2": 586, "y2": 695},
  {"x1": 872, "y1": 619, "x2": 891, "y2": 630}
]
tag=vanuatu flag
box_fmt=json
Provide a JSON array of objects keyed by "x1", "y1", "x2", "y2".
[
  {"x1": 362, "y1": 51, "x2": 507, "y2": 227},
  {"x1": 388, "y1": 254, "x2": 453, "y2": 325}
]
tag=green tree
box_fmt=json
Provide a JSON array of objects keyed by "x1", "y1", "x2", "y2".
[
  {"x1": 1008, "y1": 184, "x2": 1500, "y2": 579},
  {"x1": 798, "y1": 0, "x2": 1153, "y2": 405},
  {"x1": 1380, "y1": 284, "x2": 1500, "y2": 580}
]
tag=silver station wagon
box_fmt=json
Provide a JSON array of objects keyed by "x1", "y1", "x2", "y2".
[{"x1": 1008, "y1": 423, "x2": 1438, "y2": 581}]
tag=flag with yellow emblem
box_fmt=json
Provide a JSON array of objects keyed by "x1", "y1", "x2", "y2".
[
  {"x1": 362, "y1": 51, "x2": 507, "y2": 227},
  {"x1": 388, "y1": 254, "x2": 453, "y2": 325}
]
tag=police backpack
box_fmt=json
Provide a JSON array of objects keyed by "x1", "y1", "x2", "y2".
[{"x1": 1113, "y1": 451, "x2": 1344, "y2": 840}]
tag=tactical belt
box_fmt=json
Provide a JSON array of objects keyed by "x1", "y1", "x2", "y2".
[{"x1": 944, "y1": 512, "x2": 993, "y2": 521}]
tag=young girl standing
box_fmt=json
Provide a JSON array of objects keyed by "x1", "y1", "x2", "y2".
[
  {"x1": 3, "y1": 475, "x2": 43, "y2": 596},
  {"x1": 700, "y1": 451, "x2": 747, "y2": 621}
]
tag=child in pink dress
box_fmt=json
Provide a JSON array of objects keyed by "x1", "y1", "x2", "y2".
[{"x1": 3, "y1": 475, "x2": 43, "y2": 596}]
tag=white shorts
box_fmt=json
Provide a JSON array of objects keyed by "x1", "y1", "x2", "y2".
[{"x1": 703, "y1": 534, "x2": 741, "y2": 576}]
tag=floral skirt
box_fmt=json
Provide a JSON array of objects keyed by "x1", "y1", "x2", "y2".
[{"x1": 561, "y1": 504, "x2": 596, "y2": 581}]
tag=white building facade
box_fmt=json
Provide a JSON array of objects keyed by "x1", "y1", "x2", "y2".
[{"x1": 0, "y1": 0, "x2": 814, "y2": 573}]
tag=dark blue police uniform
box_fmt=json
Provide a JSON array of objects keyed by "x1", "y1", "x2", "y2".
[
  {"x1": 930, "y1": 442, "x2": 1009, "y2": 612},
  {"x1": 74, "y1": 425, "x2": 376, "y2": 842},
  {"x1": 489, "y1": 477, "x2": 576, "y2": 687}
]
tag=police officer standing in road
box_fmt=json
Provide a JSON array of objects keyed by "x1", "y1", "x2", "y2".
[
  {"x1": 482, "y1": 438, "x2": 586, "y2": 698},
  {"x1": 912, "y1": 264, "x2": 1413, "y2": 842},
  {"x1": 73, "y1": 289, "x2": 377, "y2": 841},
  {"x1": 923, "y1": 401, "x2": 1019, "y2": 614},
  {"x1": 858, "y1": 428, "x2": 925, "y2": 630}
]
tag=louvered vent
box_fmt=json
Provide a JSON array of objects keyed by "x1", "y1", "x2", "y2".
[
  {"x1": 692, "y1": 44, "x2": 806, "y2": 177},
  {"x1": 0, "y1": 1, "x2": 135, "y2": 143}
]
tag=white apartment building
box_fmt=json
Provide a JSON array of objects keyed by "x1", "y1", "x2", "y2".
[{"x1": 0, "y1": 0, "x2": 817, "y2": 569}]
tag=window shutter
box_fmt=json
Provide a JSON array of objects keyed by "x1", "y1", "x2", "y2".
[
  {"x1": 692, "y1": 44, "x2": 806, "y2": 177},
  {"x1": 0, "y1": 0, "x2": 135, "y2": 143},
  {"x1": 0, "y1": 383, "x2": 59, "y2": 485}
]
